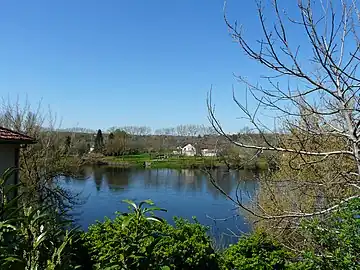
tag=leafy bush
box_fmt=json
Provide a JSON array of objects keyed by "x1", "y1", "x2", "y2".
[
  {"x1": 221, "y1": 231, "x2": 293, "y2": 270},
  {"x1": 83, "y1": 199, "x2": 220, "y2": 269},
  {"x1": 0, "y1": 168, "x2": 88, "y2": 270},
  {"x1": 298, "y1": 198, "x2": 360, "y2": 269},
  {"x1": 150, "y1": 217, "x2": 219, "y2": 269},
  {"x1": 219, "y1": 198, "x2": 360, "y2": 270}
]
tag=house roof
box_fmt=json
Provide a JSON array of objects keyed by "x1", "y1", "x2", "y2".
[
  {"x1": 182, "y1": 144, "x2": 196, "y2": 150},
  {"x1": 0, "y1": 127, "x2": 36, "y2": 144}
]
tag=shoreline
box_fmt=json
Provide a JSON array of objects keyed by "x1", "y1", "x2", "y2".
[{"x1": 81, "y1": 154, "x2": 269, "y2": 171}]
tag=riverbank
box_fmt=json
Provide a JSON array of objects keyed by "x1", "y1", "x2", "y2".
[{"x1": 82, "y1": 153, "x2": 269, "y2": 170}]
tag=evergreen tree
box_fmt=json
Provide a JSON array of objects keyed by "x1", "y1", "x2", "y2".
[
  {"x1": 65, "y1": 136, "x2": 71, "y2": 153},
  {"x1": 94, "y1": 129, "x2": 104, "y2": 152}
]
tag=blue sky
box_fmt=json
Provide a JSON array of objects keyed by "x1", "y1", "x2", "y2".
[{"x1": 0, "y1": 0, "x2": 302, "y2": 132}]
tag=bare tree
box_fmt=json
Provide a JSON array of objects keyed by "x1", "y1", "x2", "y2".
[
  {"x1": 164, "y1": 127, "x2": 176, "y2": 136},
  {"x1": 119, "y1": 126, "x2": 151, "y2": 136},
  {"x1": 176, "y1": 125, "x2": 188, "y2": 136},
  {"x1": 154, "y1": 128, "x2": 164, "y2": 135},
  {"x1": 208, "y1": 0, "x2": 360, "y2": 248},
  {"x1": 0, "y1": 98, "x2": 82, "y2": 210}
]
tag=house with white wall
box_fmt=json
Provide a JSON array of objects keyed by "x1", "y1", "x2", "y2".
[
  {"x1": 201, "y1": 148, "x2": 217, "y2": 157},
  {"x1": 0, "y1": 127, "x2": 36, "y2": 186},
  {"x1": 181, "y1": 144, "x2": 196, "y2": 156}
]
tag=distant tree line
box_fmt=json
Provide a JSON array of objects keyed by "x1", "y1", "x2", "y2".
[
  {"x1": 107, "y1": 125, "x2": 217, "y2": 137},
  {"x1": 60, "y1": 125, "x2": 268, "y2": 158}
]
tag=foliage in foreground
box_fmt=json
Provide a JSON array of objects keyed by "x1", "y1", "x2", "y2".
[
  {"x1": 221, "y1": 232, "x2": 293, "y2": 270},
  {"x1": 83, "y1": 198, "x2": 360, "y2": 270},
  {"x1": 299, "y1": 198, "x2": 360, "y2": 269},
  {"x1": 2, "y1": 165, "x2": 359, "y2": 269},
  {"x1": 0, "y1": 169, "x2": 88, "y2": 270},
  {"x1": 83, "y1": 199, "x2": 220, "y2": 270}
]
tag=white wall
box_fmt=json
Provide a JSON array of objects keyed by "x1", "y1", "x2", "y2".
[
  {"x1": 0, "y1": 144, "x2": 17, "y2": 186},
  {"x1": 182, "y1": 144, "x2": 196, "y2": 156},
  {"x1": 183, "y1": 151, "x2": 195, "y2": 156},
  {"x1": 202, "y1": 152, "x2": 217, "y2": 157}
]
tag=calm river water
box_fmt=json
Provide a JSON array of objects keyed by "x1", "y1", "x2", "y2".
[{"x1": 62, "y1": 166, "x2": 258, "y2": 245}]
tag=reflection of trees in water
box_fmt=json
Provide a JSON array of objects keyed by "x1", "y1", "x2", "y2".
[
  {"x1": 69, "y1": 166, "x2": 93, "y2": 182},
  {"x1": 143, "y1": 169, "x2": 174, "y2": 189},
  {"x1": 87, "y1": 166, "x2": 258, "y2": 199},
  {"x1": 139, "y1": 168, "x2": 258, "y2": 199},
  {"x1": 93, "y1": 166, "x2": 105, "y2": 191},
  {"x1": 83, "y1": 166, "x2": 94, "y2": 178},
  {"x1": 205, "y1": 169, "x2": 258, "y2": 200},
  {"x1": 205, "y1": 169, "x2": 234, "y2": 199},
  {"x1": 180, "y1": 169, "x2": 195, "y2": 178},
  {"x1": 169, "y1": 169, "x2": 203, "y2": 193},
  {"x1": 142, "y1": 169, "x2": 204, "y2": 193},
  {"x1": 63, "y1": 175, "x2": 72, "y2": 184},
  {"x1": 181, "y1": 170, "x2": 203, "y2": 193},
  {"x1": 103, "y1": 167, "x2": 131, "y2": 192}
]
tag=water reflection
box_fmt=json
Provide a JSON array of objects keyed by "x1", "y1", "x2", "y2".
[
  {"x1": 79, "y1": 167, "x2": 258, "y2": 200},
  {"x1": 63, "y1": 166, "x2": 258, "y2": 245}
]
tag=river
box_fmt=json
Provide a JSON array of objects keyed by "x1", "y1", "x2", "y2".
[{"x1": 62, "y1": 166, "x2": 258, "y2": 245}]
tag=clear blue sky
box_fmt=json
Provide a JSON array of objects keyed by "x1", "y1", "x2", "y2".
[{"x1": 0, "y1": 0, "x2": 302, "y2": 132}]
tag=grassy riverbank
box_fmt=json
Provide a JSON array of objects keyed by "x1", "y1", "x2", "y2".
[{"x1": 83, "y1": 153, "x2": 269, "y2": 170}]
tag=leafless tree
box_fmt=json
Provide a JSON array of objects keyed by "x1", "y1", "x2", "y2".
[
  {"x1": 0, "y1": 98, "x2": 82, "y2": 210},
  {"x1": 154, "y1": 128, "x2": 164, "y2": 135},
  {"x1": 208, "y1": 0, "x2": 360, "y2": 247},
  {"x1": 203, "y1": 126, "x2": 217, "y2": 136},
  {"x1": 119, "y1": 126, "x2": 151, "y2": 136},
  {"x1": 176, "y1": 125, "x2": 188, "y2": 136}
]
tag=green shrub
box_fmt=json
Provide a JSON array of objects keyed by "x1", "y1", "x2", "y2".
[
  {"x1": 0, "y1": 168, "x2": 88, "y2": 270},
  {"x1": 298, "y1": 198, "x2": 360, "y2": 269},
  {"x1": 150, "y1": 217, "x2": 219, "y2": 269},
  {"x1": 83, "y1": 200, "x2": 220, "y2": 269},
  {"x1": 219, "y1": 199, "x2": 360, "y2": 270},
  {"x1": 221, "y1": 231, "x2": 293, "y2": 270}
]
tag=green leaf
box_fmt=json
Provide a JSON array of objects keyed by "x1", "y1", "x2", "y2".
[
  {"x1": 1, "y1": 256, "x2": 23, "y2": 263},
  {"x1": 146, "y1": 216, "x2": 164, "y2": 223},
  {"x1": 0, "y1": 167, "x2": 18, "y2": 186},
  {"x1": 122, "y1": 215, "x2": 133, "y2": 229},
  {"x1": 34, "y1": 232, "x2": 47, "y2": 249},
  {"x1": 122, "y1": 199, "x2": 138, "y2": 210},
  {"x1": 139, "y1": 199, "x2": 154, "y2": 208},
  {"x1": 0, "y1": 222, "x2": 17, "y2": 231},
  {"x1": 143, "y1": 207, "x2": 167, "y2": 214}
]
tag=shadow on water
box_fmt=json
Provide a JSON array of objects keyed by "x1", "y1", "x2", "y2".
[{"x1": 61, "y1": 166, "x2": 259, "y2": 245}]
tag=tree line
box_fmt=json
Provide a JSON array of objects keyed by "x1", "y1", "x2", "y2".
[{"x1": 64, "y1": 124, "x2": 217, "y2": 137}]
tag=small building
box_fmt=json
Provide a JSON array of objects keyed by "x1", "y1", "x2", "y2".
[
  {"x1": 201, "y1": 148, "x2": 217, "y2": 157},
  {"x1": 0, "y1": 127, "x2": 36, "y2": 186},
  {"x1": 181, "y1": 144, "x2": 196, "y2": 156},
  {"x1": 172, "y1": 146, "x2": 182, "y2": 155}
]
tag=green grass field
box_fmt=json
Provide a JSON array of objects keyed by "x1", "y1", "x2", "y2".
[
  {"x1": 102, "y1": 154, "x2": 268, "y2": 170},
  {"x1": 104, "y1": 154, "x2": 220, "y2": 169}
]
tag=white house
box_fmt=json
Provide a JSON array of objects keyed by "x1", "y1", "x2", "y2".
[
  {"x1": 181, "y1": 144, "x2": 196, "y2": 156},
  {"x1": 0, "y1": 127, "x2": 36, "y2": 187},
  {"x1": 201, "y1": 148, "x2": 217, "y2": 157}
]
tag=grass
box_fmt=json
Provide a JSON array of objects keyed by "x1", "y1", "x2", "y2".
[
  {"x1": 101, "y1": 154, "x2": 269, "y2": 170},
  {"x1": 103, "y1": 154, "x2": 220, "y2": 169}
]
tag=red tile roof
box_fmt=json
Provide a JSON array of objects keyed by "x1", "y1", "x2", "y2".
[{"x1": 0, "y1": 127, "x2": 36, "y2": 144}]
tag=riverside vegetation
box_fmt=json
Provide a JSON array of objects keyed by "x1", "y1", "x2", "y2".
[
  {"x1": 2, "y1": 0, "x2": 360, "y2": 268},
  {"x1": 84, "y1": 153, "x2": 269, "y2": 171},
  {"x1": 1, "y1": 169, "x2": 359, "y2": 269}
]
